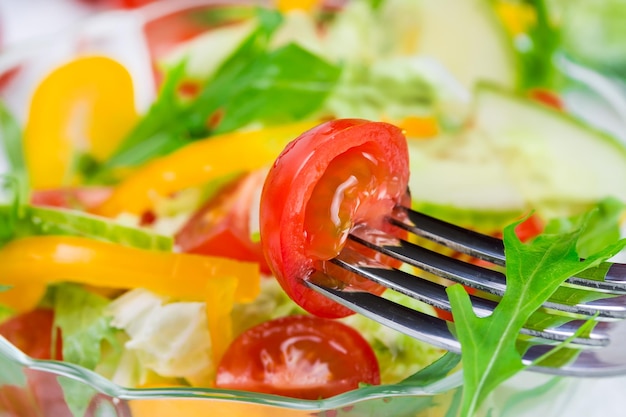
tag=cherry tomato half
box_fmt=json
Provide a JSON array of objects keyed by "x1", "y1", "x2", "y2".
[
  {"x1": 215, "y1": 314, "x2": 380, "y2": 399},
  {"x1": 260, "y1": 119, "x2": 410, "y2": 318},
  {"x1": 175, "y1": 170, "x2": 270, "y2": 274}
]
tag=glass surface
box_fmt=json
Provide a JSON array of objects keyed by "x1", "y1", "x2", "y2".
[{"x1": 1, "y1": 1, "x2": 626, "y2": 416}]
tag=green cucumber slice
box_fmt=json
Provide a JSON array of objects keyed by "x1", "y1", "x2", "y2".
[
  {"x1": 408, "y1": 131, "x2": 526, "y2": 211},
  {"x1": 409, "y1": 84, "x2": 626, "y2": 219},
  {"x1": 474, "y1": 84, "x2": 626, "y2": 216},
  {"x1": 412, "y1": 0, "x2": 517, "y2": 89}
]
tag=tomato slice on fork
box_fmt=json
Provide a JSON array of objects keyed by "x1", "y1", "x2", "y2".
[{"x1": 260, "y1": 119, "x2": 410, "y2": 318}]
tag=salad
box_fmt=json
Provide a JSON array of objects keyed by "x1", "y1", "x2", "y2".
[{"x1": 1, "y1": 0, "x2": 626, "y2": 416}]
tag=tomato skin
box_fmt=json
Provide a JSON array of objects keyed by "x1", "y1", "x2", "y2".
[
  {"x1": 260, "y1": 119, "x2": 410, "y2": 318},
  {"x1": 215, "y1": 314, "x2": 380, "y2": 399},
  {"x1": 175, "y1": 171, "x2": 270, "y2": 274}
]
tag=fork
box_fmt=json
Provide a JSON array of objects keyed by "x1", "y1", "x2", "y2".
[{"x1": 305, "y1": 205, "x2": 626, "y2": 377}]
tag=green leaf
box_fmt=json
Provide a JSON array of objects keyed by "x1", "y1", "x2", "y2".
[
  {"x1": 103, "y1": 9, "x2": 340, "y2": 173},
  {"x1": 104, "y1": 8, "x2": 284, "y2": 170},
  {"x1": 50, "y1": 284, "x2": 121, "y2": 370},
  {"x1": 0, "y1": 204, "x2": 172, "y2": 251},
  {"x1": 0, "y1": 102, "x2": 29, "y2": 206},
  {"x1": 105, "y1": 61, "x2": 189, "y2": 169},
  {"x1": 448, "y1": 207, "x2": 626, "y2": 416},
  {"x1": 519, "y1": 0, "x2": 562, "y2": 89},
  {"x1": 205, "y1": 43, "x2": 341, "y2": 134}
]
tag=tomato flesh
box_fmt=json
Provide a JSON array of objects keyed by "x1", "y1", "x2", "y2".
[
  {"x1": 175, "y1": 170, "x2": 270, "y2": 274},
  {"x1": 215, "y1": 314, "x2": 380, "y2": 399},
  {"x1": 260, "y1": 119, "x2": 409, "y2": 318}
]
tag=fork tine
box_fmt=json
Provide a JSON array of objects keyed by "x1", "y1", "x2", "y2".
[
  {"x1": 389, "y1": 205, "x2": 626, "y2": 294},
  {"x1": 306, "y1": 278, "x2": 606, "y2": 353},
  {"x1": 348, "y1": 229, "x2": 626, "y2": 320},
  {"x1": 306, "y1": 280, "x2": 462, "y2": 352},
  {"x1": 329, "y1": 254, "x2": 608, "y2": 346},
  {"x1": 388, "y1": 206, "x2": 505, "y2": 265}
]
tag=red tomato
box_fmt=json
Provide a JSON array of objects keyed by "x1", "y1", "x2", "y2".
[
  {"x1": 215, "y1": 315, "x2": 380, "y2": 399},
  {"x1": 0, "y1": 309, "x2": 62, "y2": 360},
  {"x1": 175, "y1": 170, "x2": 270, "y2": 274},
  {"x1": 0, "y1": 310, "x2": 73, "y2": 417},
  {"x1": 31, "y1": 187, "x2": 112, "y2": 210},
  {"x1": 260, "y1": 119, "x2": 410, "y2": 318},
  {"x1": 514, "y1": 213, "x2": 544, "y2": 243}
]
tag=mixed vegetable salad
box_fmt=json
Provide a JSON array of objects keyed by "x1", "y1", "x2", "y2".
[{"x1": 1, "y1": 0, "x2": 626, "y2": 416}]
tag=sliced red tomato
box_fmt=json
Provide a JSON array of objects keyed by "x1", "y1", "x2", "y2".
[
  {"x1": 31, "y1": 187, "x2": 112, "y2": 210},
  {"x1": 260, "y1": 119, "x2": 410, "y2": 318},
  {"x1": 0, "y1": 309, "x2": 62, "y2": 360},
  {"x1": 215, "y1": 314, "x2": 380, "y2": 399},
  {"x1": 0, "y1": 310, "x2": 73, "y2": 417},
  {"x1": 175, "y1": 170, "x2": 270, "y2": 274}
]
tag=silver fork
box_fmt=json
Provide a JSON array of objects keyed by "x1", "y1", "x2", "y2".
[{"x1": 305, "y1": 205, "x2": 626, "y2": 377}]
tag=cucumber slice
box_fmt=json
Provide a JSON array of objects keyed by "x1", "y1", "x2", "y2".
[
  {"x1": 409, "y1": 84, "x2": 626, "y2": 219},
  {"x1": 408, "y1": 132, "x2": 526, "y2": 211},
  {"x1": 411, "y1": 0, "x2": 517, "y2": 89},
  {"x1": 474, "y1": 84, "x2": 626, "y2": 216}
]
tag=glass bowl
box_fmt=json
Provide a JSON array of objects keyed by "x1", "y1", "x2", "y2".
[{"x1": 0, "y1": 1, "x2": 625, "y2": 416}]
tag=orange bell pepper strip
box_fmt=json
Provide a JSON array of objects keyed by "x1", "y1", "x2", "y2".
[
  {"x1": 24, "y1": 56, "x2": 138, "y2": 189},
  {"x1": 0, "y1": 235, "x2": 260, "y2": 310},
  {"x1": 94, "y1": 121, "x2": 318, "y2": 217},
  {"x1": 395, "y1": 115, "x2": 439, "y2": 139}
]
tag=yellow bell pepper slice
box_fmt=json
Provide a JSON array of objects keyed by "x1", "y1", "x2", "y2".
[
  {"x1": 0, "y1": 236, "x2": 260, "y2": 312},
  {"x1": 205, "y1": 276, "x2": 238, "y2": 367},
  {"x1": 24, "y1": 56, "x2": 138, "y2": 189},
  {"x1": 275, "y1": 0, "x2": 318, "y2": 12},
  {"x1": 94, "y1": 121, "x2": 318, "y2": 217},
  {"x1": 494, "y1": 1, "x2": 536, "y2": 36}
]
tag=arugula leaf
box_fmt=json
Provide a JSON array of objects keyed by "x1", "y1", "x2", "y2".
[
  {"x1": 103, "y1": 9, "x2": 341, "y2": 172},
  {"x1": 204, "y1": 43, "x2": 341, "y2": 134},
  {"x1": 0, "y1": 204, "x2": 172, "y2": 251},
  {"x1": 49, "y1": 284, "x2": 121, "y2": 370},
  {"x1": 0, "y1": 102, "x2": 29, "y2": 206},
  {"x1": 447, "y1": 208, "x2": 626, "y2": 416},
  {"x1": 103, "y1": 8, "x2": 285, "y2": 169},
  {"x1": 104, "y1": 60, "x2": 189, "y2": 169}
]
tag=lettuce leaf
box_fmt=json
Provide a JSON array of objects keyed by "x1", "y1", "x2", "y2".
[{"x1": 48, "y1": 284, "x2": 122, "y2": 370}]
